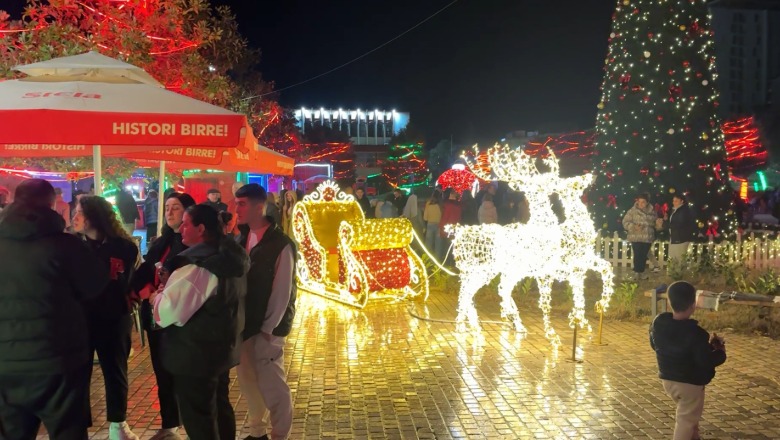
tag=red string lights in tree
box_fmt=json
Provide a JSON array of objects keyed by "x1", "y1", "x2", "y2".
[
  {"x1": 722, "y1": 116, "x2": 767, "y2": 177},
  {"x1": 301, "y1": 142, "x2": 355, "y2": 181},
  {"x1": 382, "y1": 143, "x2": 428, "y2": 189}
]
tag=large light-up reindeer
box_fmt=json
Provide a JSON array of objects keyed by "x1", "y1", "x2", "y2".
[{"x1": 449, "y1": 145, "x2": 614, "y2": 347}]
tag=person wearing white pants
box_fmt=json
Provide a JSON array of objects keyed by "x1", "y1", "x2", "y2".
[
  {"x1": 234, "y1": 183, "x2": 297, "y2": 440},
  {"x1": 237, "y1": 335, "x2": 293, "y2": 440},
  {"x1": 663, "y1": 194, "x2": 696, "y2": 267}
]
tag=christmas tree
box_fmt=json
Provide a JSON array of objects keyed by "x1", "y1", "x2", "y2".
[{"x1": 591, "y1": 0, "x2": 735, "y2": 236}]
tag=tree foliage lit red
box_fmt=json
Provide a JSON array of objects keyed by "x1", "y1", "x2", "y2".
[{"x1": 0, "y1": 0, "x2": 297, "y2": 168}]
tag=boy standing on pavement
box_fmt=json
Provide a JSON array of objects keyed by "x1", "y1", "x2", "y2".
[
  {"x1": 650, "y1": 281, "x2": 727, "y2": 440},
  {"x1": 234, "y1": 184, "x2": 297, "y2": 440}
]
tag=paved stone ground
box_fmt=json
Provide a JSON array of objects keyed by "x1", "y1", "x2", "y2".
[{"x1": 38, "y1": 286, "x2": 780, "y2": 439}]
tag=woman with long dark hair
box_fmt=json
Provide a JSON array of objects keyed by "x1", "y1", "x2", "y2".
[
  {"x1": 72, "y1": 196, "x2": 141, "y2": 440},
  {"x1": 151, "y1": 205, "x2": 248, "y2": 440},
  {"x1": 129, "y1": 192, "x2": 196, "y2": 440}
]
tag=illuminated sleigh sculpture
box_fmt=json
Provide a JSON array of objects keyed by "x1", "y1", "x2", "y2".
[{"x1": 291, "y1": 180, "x2": 429, "y2": 308}]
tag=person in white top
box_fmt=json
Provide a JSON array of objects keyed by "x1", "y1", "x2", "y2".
[
  {"x1": 151, "y1": 205, "x2": 248, "y2": 440},
  {"x1": 233, "y1": 183, "x2": 297, "y2": 440}
]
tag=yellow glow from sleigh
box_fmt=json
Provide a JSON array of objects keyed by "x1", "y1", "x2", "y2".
[{"x1": 291, "y1": 180, "x2": 429, "y2": 308}]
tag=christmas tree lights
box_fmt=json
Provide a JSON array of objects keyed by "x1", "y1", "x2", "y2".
[
  {"x1": 591, "y1": 0, "x2": 735, "y2": 236},
  {"x1": 449, "y1": 145, "x2": 614, "y2": 348}
]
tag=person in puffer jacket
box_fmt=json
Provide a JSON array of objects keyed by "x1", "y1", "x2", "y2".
[
  {"x1": 151, "y1": 205, "x2": 248, "y2": 440},
  {"x1": 622, "y1": 193, "x2": 658, "y2": 280},
  {"x1": 0, "y1": 179, "x2": 109, "y2": 440}
]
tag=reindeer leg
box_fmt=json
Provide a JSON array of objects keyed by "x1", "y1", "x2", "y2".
[
  {"x1": 537, "y1": 277, "x2": 561, "y2": 348},
  {"x1": 568, "y1": 272, "x2": 590, "y2": 331},
  {"x1": 593, "y1": 257, "x2": 616, "y2": 313},
  {"x1": 456, "y1": 273, "x2": 484, "y2": 333},
  {"x1": 497, "y1": 275, "x2": 526, "y2": 334}
]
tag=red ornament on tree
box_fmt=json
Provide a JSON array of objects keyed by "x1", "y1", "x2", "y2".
[{"x1": 620, "y1": 73, "x2": 631, "y2": 89}]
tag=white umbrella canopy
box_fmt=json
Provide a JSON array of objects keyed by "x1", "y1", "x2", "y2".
[
  {"x1": 0, "y1": 52, "x2": 248, "y2": 195},
  {"x1": 15, "y1": 51, "x2": 163, "y2": 87}
]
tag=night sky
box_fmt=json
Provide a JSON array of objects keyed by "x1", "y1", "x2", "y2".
[{"x1": 4, "y1": 0, "x2": 618, "y2": 144}]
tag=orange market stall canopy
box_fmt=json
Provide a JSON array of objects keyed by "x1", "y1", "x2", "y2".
[
  {"x1": 123, "y1": 144, "x2": 294, "y2": 176},
  {"x1": 0, "y1": 51, "x2": 248, "y2": 194}
]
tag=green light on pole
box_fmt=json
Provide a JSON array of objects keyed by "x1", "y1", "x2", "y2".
[{"x1": 758, "y1": 171, "x2": 767, "y2": 191}]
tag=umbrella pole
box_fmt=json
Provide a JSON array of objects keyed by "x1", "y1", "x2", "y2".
[
  {"x1": 157, "y1": 160, "x2": 166, "y2": 236},
  {"x1": 93, "y1": 145, "x2": 102, "y2": 196}
]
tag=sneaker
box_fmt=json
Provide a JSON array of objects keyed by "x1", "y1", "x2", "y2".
[
  {"x1": 109, "y1": 422, "x2": 139, "y2": 440},
  {"x1": 652, "y1": 266, "x2": 660, "y2": 273},
  {"x1": 150, "y1": 428, "x2": 182, "y2": 440}
]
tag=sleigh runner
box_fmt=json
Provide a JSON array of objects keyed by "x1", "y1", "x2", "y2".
[{"x1": 291, "y1": 181, "x2": 429, "y2": 308}]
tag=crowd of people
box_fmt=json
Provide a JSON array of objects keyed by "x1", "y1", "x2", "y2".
[
  {"x1": 0, "y1": 179, "x2": 298, "y2": 440},
  {"x1": 0, "y1": 178, "x2": 733, "y2": 440}
]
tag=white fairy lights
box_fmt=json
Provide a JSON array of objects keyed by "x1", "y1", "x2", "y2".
[{"x1": 448, "y1": 145, "x2": 615, "y2": 348}]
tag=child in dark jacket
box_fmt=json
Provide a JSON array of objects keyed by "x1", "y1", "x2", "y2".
[{"x1": 650, "y1": 281, "x2": 727, "y2": 440}]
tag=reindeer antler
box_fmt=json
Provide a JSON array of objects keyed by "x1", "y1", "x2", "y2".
[
  {"x1": 462, "y1": 145, "x2": 493, "y2": 181},
  {"x1": 540, "y1": 147, "x2": 560, "y2": 178},
  {"x1": 464, "y1": 144, "x2": 552, "y2": 191}
]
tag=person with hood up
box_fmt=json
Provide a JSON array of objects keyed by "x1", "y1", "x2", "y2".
[
  {"x1": 129, "y1": 191, "x2": 196, "y2": 440},
  {"x1": 0, "y1": 179, "x2": 109, "y2": 439},
  {"x1": 151, "y1": 205, "x2": 249, "y2": 440},
  {"x1": 622, "y1": 193, "x2": 659, "y2": 280},
  {"x1": 72, "y1": 195, "x2": 141, "y2": 440}
]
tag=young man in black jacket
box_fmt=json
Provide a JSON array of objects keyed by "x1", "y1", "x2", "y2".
[
  {"x1": 664, "y1": 194, "x2": 696, "y2": 265},
  {"x1": 234, "y1": 184, "x2": 297, "y2": 440},
  {"x1": 650, "y1": 281, "x2": 727, "y2": 440},
  {"x1": 0, "y1": 179, "x2": 109, "y2": 440}
]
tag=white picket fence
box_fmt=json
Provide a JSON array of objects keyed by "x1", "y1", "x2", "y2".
[{"x1": 595, "y1": 232, "x2": 780, "y2": 270}]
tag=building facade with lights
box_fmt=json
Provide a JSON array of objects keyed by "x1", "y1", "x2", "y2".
[
  {"x1": 293, "y1": 108, "x2": 411, "y2": 183},
  {"x1": 710, "y1": 0, "x2": 780, "y2": 117},
  {"x1": 293, "y1": 108, "x2": 409, "y2": 146}
]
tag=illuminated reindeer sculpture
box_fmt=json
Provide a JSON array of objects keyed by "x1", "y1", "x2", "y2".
[{"x1": 449, "y1": 145, "x2": 614, "y2": 347}]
